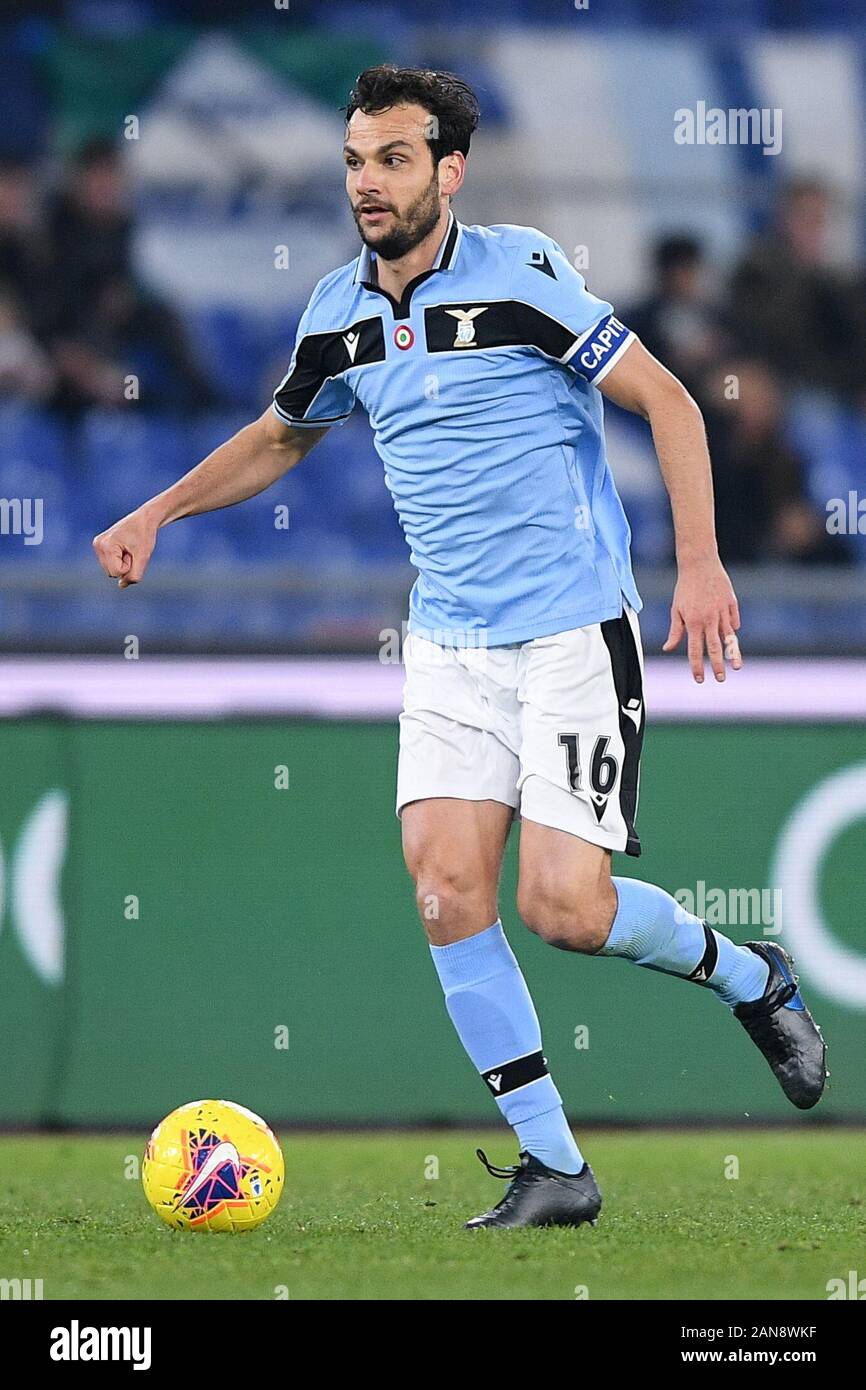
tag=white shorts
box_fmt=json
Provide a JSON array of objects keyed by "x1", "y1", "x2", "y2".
[{"x1": 396, "y1": 603, "x2": 645, "y2": 856}]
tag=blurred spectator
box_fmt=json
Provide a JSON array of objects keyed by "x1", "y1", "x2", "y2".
[
  {"x1": 702, "y1": 359, "x2": 852, "y2": 566},
  {"x1": 626, "y1": 234, "x2": 728, "y2": 399},
  {"x1": 729, "y1": 177, "x2": 865, "y2": 405},
  {"x1": 52, "y1": 271, "x2": 218, "y2": 414},
  {"x1": 0, "y1": 288, "x2": 54, "y2": 401},
  {"x1": 0, "y1": 156, "x2": 57, "y2": 342},
  {"x1": 47, "y1": 139, "x2": 216, "y2": 414},
  {"x1": 46, "y1": 138, "x2": 132, "y2": 334}
]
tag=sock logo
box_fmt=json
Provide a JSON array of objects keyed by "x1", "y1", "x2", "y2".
[
  {"x1": 688, "y1": 923, "x2": 719, "y2": 985},
  {"x1": 482, "y1": 1050, "x2": 548, "y2": 1098}
]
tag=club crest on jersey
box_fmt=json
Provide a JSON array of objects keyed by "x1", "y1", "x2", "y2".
[
  {"x1": 393, "y1": 325, "x2": 415, "y2": 351},
  {"x1": 445, "y1": 306, "x2": 488, "y2": 347}
]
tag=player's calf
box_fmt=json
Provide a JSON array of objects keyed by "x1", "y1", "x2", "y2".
[
  {"x1": 590, "y1": 876, "x2": 827, "y2": 1109},
  {"x1": 518, "y1": 876, "x2": 617, "y2": 952},
  {"x1": 517, "y1": 830, "x2": 618, "y2": 952},
  {"x1": 405, "y1": 799, "x2": 590, "y2": 1184}
]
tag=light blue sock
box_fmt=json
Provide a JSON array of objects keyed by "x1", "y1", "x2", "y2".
[
  {"x1": 600, "y1": 878, "x2": 769, "y2": 1008},
  {"x1": 430, "y1": 921, "x2": 584, "y2": 1174}
]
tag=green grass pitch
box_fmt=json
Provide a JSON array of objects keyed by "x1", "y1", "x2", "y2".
[{"x1": 1, "y1": 1129, "x2": 863, "y2": 1300}]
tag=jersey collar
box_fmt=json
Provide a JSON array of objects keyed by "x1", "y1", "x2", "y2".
[{"x1": 353, "y1": 210, "x2": 462, "y2": 317}]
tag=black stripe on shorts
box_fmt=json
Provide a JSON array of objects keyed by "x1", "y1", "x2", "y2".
[{"x1": 600, "y1": 608, "x2": 645, "y2": 857}]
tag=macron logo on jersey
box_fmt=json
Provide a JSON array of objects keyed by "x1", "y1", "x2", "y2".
[{"x1": 566, "y1": 314, "x2": 631, "y2": 384}]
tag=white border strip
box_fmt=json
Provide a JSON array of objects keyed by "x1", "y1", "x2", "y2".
[{"x1": 0, "y1": 658, "x2": 862, "y2": 721}]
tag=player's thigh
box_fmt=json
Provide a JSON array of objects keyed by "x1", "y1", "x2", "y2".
[
  {"x1": 517, "y1": 820, "x2": 616, "y2": 951},
  {"x1": 401, "y1": 796, "x2": 514, "y2": 944}
]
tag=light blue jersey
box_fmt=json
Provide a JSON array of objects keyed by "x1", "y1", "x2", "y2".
[{"x1": 273, "y1": 212, "x2": 641, "y2": 645}]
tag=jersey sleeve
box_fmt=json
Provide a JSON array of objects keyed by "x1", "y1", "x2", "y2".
[
  {"x1": 512, "y1": 233, "x2": 635, "y2": 386},
  {"x1": 272, "y1": 292, "x2": 355, "y2": 428}
]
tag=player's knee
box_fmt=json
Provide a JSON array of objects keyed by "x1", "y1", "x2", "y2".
[
  {"x1": 412, "y1": 862, "x2": 490, "y2": 938},
  {"x1": 518, "y1": 880, "x2": 614, "y2": 953}
]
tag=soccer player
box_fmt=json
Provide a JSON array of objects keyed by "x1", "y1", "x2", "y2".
[{"x1": 93, "y1": 66, "x2": 827, "y2": 1230}]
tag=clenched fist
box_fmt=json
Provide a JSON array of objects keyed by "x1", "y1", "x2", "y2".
[{"x1": 92, "y1": 505, "x2": 160, "y2": 589}]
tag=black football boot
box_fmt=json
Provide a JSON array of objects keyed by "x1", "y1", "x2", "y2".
[
  {"x1": 734, "y1": 941, "x2": 828, "y2": 1109},
  {"x1": 464, "y1": 1149, "x2": 602, "y2": 1229}
]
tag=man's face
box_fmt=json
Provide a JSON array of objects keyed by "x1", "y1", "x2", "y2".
[
  {"x1": 782, "y1": 190, "x2": 831, "y2": 266},
  {"x1": 344, "y1": 102, "x2": 443, "y2": 261},
  {"x1": 664, "y1": 259, "x2": 702, "y2": 301},
  {"x1": 76, "y1": 158, "x2": 126, "y2": 219}
]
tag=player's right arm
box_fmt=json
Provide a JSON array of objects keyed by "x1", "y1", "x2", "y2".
[{"x1": 92, "y1": 410, "x2": 326, "y2": 588}]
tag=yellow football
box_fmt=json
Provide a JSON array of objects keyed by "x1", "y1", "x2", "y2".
[{"x1": 142, "y1": 1099, "x2": 284, "y2": 1232}]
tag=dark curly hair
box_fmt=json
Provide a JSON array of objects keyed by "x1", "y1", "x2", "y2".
[{"x1": 345, "y1": 65, "x2": 480, "y2": 167}]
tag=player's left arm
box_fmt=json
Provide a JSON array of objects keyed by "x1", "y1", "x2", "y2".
[{"x1": 598, "y1": 338, "x2": 742, "y2": 684}]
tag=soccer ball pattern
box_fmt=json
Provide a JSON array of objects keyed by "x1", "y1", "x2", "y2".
[{"x1": 142, "y1": 1099, "x2": 284, "y2": 1233}]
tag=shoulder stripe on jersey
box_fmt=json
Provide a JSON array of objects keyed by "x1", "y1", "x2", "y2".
[
  {"x1": 273, "y1": 315, "x2": 385, "y2": 422},
  {"x1": 423, "y1": 301, "x2": 633, "y2": 381},
  {"x1": 425, "y1": 299, "x2": 573, "y2": 360}
]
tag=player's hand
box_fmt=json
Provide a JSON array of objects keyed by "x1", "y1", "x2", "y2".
[
  {"x1": 92, "y1": 505, "x2": 159, "y2": 589},
  {"x1": 663, "y1": 555, "x2": 742, "y2": 683}
]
